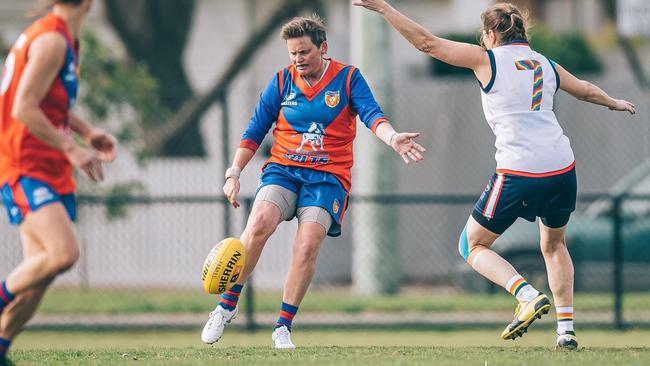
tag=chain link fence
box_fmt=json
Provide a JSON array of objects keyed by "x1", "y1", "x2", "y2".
[
  {"x1": 2, "y1": 192, "x2": 649, "y2": 330},
  {"x1": 1, "y1": 0, "x2": 648, "y2": 332}
]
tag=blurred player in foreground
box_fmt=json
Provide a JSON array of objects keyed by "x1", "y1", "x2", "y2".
[
  {"x1": 202, "y1": 15, "x2": 425, "y2": 349},
  {"x1": 0, "y1": 0, "x2": 116, "y2": 364},
  {"x1": 354, "y1": 0, "x2": 636, "y2": 349}
]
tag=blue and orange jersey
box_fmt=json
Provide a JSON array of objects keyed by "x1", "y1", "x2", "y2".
[
  {"x1": 0, "y1": 13, "x2": 79, "y2": 194},
  {"x1": 240, "y1": 59, "x2": 388, "y2": 191}
]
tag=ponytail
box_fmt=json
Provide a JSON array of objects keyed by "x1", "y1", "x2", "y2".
[{"x1": 481, "y1": 3, "x2": 529, "y2": 45}]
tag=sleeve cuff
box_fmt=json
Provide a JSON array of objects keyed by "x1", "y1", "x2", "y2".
[
  {"x1": 370, "y1": 117, "x2": 389, "y2": 133},
  {"x1": 239, "y1": 139, "x2": 259, "y2": 151}
]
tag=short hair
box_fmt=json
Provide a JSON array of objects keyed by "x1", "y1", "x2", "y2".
[
  {"x1": 281, "y1": 15, "x2": 327, "y2": 47},
  {"x1": 481, "y1": 2, "x2": 529, "y2": 47}
]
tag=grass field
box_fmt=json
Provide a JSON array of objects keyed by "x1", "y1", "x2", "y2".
[
  {"x1": 38, "y1": 288, "x2": 650, "y2": 314},
  {"x1": 19, "y1": 289, "x2": 649, "y2": 364},
  {"x1": 9, "y1": 329, "x2": 650, "y2": 365}
]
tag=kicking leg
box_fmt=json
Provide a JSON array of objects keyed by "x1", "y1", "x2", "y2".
[
  {"x1": 459, "y1": 214, "x2": 550, "y2": 340},
  {"x1": 202, "y1": 199, "x2": 284, "y2": 344}
]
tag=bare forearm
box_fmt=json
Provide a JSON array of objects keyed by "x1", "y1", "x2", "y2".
[
  {"x1": 230, "y1": 147, "x2": 256, "y2": 171},
  {"x1": 379, "y1": 4, "x2": 438, "y2": 54},
  {"x1": 14, "y1": 107, "x2": 75, "y2": 153},
  {"x1": 69, "y1": 113, "x2": 94, "y2": 140},
  {"x1": 366, "y1": 1, "x2": 483, "y2": 69},
  {"x1": 579, "y1": 81, "x2": 616, "y2": 108}
]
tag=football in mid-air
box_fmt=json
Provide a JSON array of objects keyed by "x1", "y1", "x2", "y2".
[{"x1": 201, "y1": 237, "x2": 245, "y2": 294}]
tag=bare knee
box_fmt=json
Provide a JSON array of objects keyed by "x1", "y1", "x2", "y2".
[
  {"x1": 293, "y1": 240, "x2": 320, "y2": 265},
  {"x1": 48, "y1": 244, "x2": 80, "y2": 274},
  {"x1": 247, "y1": 209, "x2": 279, "y2": 241},
  {"x1": 540, "y1": 238, "x2": 567, "y2": 256},
  {"x1": 458, "y1": 227, "x2": 491, "y2": 262}
]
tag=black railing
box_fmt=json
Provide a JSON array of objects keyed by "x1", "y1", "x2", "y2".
[{"x1": 30, "y1": 192, "x2": 645, "y2": 329}]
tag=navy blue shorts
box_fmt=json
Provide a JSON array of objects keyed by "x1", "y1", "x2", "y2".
[
  {"x1": 473, "y1": 167, "x2": 576, "y2": 234},
  {"x1": 257, "y1": 163, "x2": 348, "y2": 237}
]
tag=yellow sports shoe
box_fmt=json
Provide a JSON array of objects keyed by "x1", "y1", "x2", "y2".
[{"x1": 501, "y1": 292, "x2": 551, "y2": 340}]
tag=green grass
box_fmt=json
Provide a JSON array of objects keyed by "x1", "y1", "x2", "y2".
[
  {"x1": 9, "y1": 329, "x2": 650, "y2": 365},
  {"x1": 38, "y1": 288, "x2": 650, "y2": 315}
]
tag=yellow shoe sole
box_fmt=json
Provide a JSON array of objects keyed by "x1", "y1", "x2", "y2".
[{"x1": 501, "y1": 302, "x2": 551, "y2": 340}]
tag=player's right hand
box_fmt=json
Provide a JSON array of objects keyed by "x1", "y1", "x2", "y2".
[
  {"x1": 609, "y1": 99, "x2": 636, "y2": 115},
  {"x1": 66, "y1": 145, "x2": 104, "y2": 182},
  {"x1": 223, "y1": 177, "x2": 241, "y2": 208}
]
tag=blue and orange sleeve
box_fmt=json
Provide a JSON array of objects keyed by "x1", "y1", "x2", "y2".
[
  {"x1": 240, "y1": 70, "x2": 284, "y2": 150},
  {"x1": 348, "y1": 68, "x2": 388, "y2": 133}
]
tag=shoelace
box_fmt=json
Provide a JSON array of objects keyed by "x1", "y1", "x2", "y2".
[{"x1": 276, "y1": 328, "x2": 291, "y2": 342}]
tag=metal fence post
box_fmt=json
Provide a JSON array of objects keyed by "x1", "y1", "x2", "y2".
[
  {"x1": 220, "y1": 92, "x2": 231, "y2": 238},
  {"x1": 243, "y1": 197, "x2": 256, "y2": 332},
  {"x1": 612, "y1": 195, "x2": 624, "y2": 330}
]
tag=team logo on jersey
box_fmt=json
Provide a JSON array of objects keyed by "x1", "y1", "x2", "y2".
[
  {"x1": 324, "y1": 91, "x2": 340, "y2": 108},
  {"x1": 297, "y1": 122, "x2": 325, "y2": 152},
  {"x1": 332, "y1": 199, "x2": 340, "y2": 214},
  {"x1": 281, "y1": 91, "x2": 298, "y2": 106}
]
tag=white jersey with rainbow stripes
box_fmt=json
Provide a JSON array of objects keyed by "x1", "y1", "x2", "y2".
[{"x1": 480, "y1": 41, "x2": 574, "y2": 176}]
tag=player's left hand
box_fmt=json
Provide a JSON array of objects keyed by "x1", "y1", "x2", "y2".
[
  {"x1": 609, "y1": 99, "x2": 636, "y2": 115},
  {"x1": 391, "y1": 132, "x2": 426, "y2": 164},
  {"x1": 86, "y1": 128, "x2": 118, "y2": 163},
  {"x1": 352, "y1": 0, "x2": 389, "y2": 13}
]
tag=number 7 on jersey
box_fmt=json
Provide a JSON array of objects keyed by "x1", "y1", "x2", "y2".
[{"x1": 515, "y1": 59, "x2": 542, "y2": 111}]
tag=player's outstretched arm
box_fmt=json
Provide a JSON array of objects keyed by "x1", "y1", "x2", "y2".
[
  {"x1": 375, "y1": 122, "x2": 426, "y2": 164},
  {"x1": 555, "y1": 63, "x2": 636, "y2": 114},
  {"x1": 223, "y1": 147, "x2": 256, "y2": 208},
  {"x1": 353, "y1": 0, "x2": 485, "y2": 71}
]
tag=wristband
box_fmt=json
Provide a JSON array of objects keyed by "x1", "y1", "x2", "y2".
[
  {"x1": 388, "y1": 131, "x2": 398, "y2": 146},
  {"x1": 225, "y1": 167, "x2": 241, "y2": 179}
]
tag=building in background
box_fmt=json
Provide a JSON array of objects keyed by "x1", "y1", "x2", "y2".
[{"x1": 0, "y1": 0, "x2": 647, "y2": 291}]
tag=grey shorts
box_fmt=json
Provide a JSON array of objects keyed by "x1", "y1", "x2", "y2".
[{"x1": 255, "y1": 185, "x2": 333, "y2": 232}]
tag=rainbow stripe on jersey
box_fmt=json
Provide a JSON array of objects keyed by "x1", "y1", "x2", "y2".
[{"x1": 515, "y1": 59, "x2": 543, "y2": 111}]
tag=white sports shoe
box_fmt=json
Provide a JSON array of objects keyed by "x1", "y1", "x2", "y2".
[
  {"x1": 271, "y1": 325, "x2": 295, "y2": 349},
  {"x1": 201, "y1": 305, "x2": 237, "y2": 344},
  {"x1": 556, "y1": 331, "x2": 578, "y2": 350}
]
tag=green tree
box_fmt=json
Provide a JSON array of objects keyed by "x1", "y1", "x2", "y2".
[
  {"x1": 79, "y1": 31, "x2": 166, "y2": 155},
  {"x1": 103, "y1": 0, "x2": 325, "y2": 158},
  {"x1": 104, "y1": 0, "x2": 199, "y2": 157}
]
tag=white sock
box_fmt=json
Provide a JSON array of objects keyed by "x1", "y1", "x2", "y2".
[
  {"x1": 556, "y1": 306, "x2": 574, "y2": 334},
  {"x1": 505, "y1": 274, "x2": 539, "y2": 302}
]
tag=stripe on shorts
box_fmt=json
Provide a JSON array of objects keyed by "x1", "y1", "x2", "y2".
[{"x1": 483, "y1": 174, "x2": 504, "y2": 219}]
